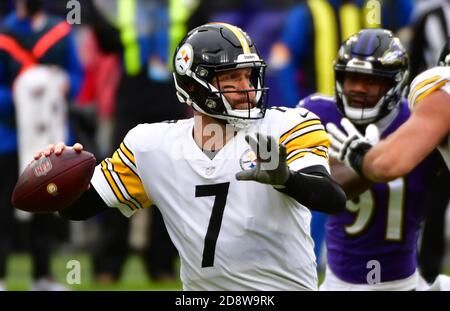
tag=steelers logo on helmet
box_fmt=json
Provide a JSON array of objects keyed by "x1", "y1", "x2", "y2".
[
  {"x1": 240, "y1": 148, "x2": 257, "y2": 171},
  {"x1": 175, "y1": 43, "x2": 193, "y2": 75}
]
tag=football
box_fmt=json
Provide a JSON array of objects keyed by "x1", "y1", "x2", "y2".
[{"x1": 11, "y1": 149, "x2": 96, "y2": 213}]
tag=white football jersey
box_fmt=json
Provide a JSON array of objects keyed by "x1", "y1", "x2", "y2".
[
  {"x1": 91, "y1": 107, "x2": 331, "y2": 290},
  {"x1": 408, "y1": 66, "x2": 450, "y2": 169}
]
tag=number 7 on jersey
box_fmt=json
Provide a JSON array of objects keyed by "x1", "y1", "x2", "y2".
[{"x1": 195, "y1": 182, "x2": 230, "y2": 268}]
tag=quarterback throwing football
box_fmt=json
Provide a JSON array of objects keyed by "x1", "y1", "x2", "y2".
[{"x1": 35, "y1": 23, "x2": 346, "y2": 291}]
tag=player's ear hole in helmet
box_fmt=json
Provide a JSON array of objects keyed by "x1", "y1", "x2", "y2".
[
  {"x1": 334, "y1": 28, "x2": 409, "y2": 125},
  {"x1": 172, "y1": 23, "x2": 269, "y2": 129}
]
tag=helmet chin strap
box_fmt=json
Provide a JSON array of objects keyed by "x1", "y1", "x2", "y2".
[
  {"x1": 227, "y1": 117, "x2": 254, "y2": 129},
  {"x1": 343, "y1": 93, "x2": 399, "y2": 126},
  {"x1": 343, "y1": 106, "x2": 379, "y2": 124},
  {"x1": 342, "y1": 91, "x2": 381, "y2": 124}
]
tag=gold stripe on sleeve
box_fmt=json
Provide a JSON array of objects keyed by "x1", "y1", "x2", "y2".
[
  {"x1": 100, "y1": 160, "x2": 138, "y2": 211},
  {"x1": 414, "y1": 80, "x2": 448, "y2": 106},
  {"x1": 120, "y1": 142, "x2": 136, "y2": 166},
  {"x1": 284, "y1": 129, "x2": 330, "y2": 165},
  {"x1": 279, "y1": 119, "x2": 322, "y2": 144},
  {"x1": 408, "y1": 75, "x2": 441, "y2": 105},
  {"x1": 110, "y1": 151, "x2": 152, "y2": 209}
]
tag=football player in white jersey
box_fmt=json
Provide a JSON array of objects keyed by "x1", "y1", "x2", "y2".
[
  {"x1": 34, "y1": 23, "x2": 346, "y2": 291},
  {"x1": 327, "y1": 40, "x2": 450, "y2": 181}
]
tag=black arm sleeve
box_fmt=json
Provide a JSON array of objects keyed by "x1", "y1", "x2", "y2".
[
  {"x1": 58, "y1": 184, "x2": 110, "y2": 221},
  {"x1": 277, "y1": 165, "x2": 347, "y2": 214}
]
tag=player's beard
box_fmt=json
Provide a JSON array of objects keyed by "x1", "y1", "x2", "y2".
[
  {"x1": 229, "y1": 92, "x2": 256, "y2": 110},
  {"x1": 345, "y1": 92, "x2": 380, "y2": 109}
]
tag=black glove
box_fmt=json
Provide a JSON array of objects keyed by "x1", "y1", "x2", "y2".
[{"x1": 235, "y1": 133, "x2": 290, "y2": 188}]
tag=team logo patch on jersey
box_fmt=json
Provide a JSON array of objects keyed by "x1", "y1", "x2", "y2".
[
  {"x1": 240, "y1": 149, "x2": 257, "y2": 171},
  {"x1": 32, "y1": 157, "x2": 53, "y2": 177},
  {"x1": 175, "y1": 43, "x2": 193, "y2": 75}
]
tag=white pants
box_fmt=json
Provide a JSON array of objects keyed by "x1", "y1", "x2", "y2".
[{"x1": 416, "y1": 274, "x2": 450, "y2": 291}]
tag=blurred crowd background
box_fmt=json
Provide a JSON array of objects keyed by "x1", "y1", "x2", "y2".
[{"x1": 0, "y1": 0, "x2": 449, "y2": 290}]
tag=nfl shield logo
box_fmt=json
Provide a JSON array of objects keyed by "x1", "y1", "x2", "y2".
[{"x1": 32, "y1": 157, "x2": 53, "y2": 177}]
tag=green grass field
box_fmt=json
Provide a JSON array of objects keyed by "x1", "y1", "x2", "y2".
[
  {"x1": 5, "y1": 252, "x2": 182, "y2": 291},
  {"x1": 5, "y1": 252, "x2": 325, "y2": 291},
  {"x1": 5, "y1": 252, "x2": 449, "y2": 291}
]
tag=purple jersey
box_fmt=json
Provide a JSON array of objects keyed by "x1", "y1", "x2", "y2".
[{"x1": 300, "y1": 94, "x2": 438, "y2": 284}]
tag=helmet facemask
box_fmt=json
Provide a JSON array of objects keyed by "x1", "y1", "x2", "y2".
[
  {"x1": 335, "y1": 68, "x2": 408, "y2": 125},
  {"x1": 175, "y1": 60, "x2": 269, "y2": 129}
]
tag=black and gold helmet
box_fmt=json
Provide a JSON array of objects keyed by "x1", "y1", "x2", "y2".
[
  {"x1": 334, "y1": 29, "x2": 409, "y2": 124},
  {"x1": 173, "y1": 23, "x2": 268, "y2": 129}
]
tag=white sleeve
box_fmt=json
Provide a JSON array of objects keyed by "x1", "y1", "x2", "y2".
[
  {"x1": 408, "y1": 66, "x2": 450, "y2": 111},
  {"x1": 277, "y1": 108, "x2": 331, "y2": 174},
  {"x1": 91, "y1": 126, "x2": 152, "y2": 217}
]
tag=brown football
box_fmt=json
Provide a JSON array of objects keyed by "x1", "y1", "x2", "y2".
[{"x1": 11, "y1": 149, "x2": 96, "y2": 213}]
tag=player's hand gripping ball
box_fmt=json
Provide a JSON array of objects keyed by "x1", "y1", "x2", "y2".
[{"x1": 11, "y1": 148, "x2": 96, "y2": 213}]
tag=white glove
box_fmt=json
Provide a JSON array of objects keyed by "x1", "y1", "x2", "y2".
[{"x1": 326, "y1": 118, "x2": 379, "y2": 175}]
